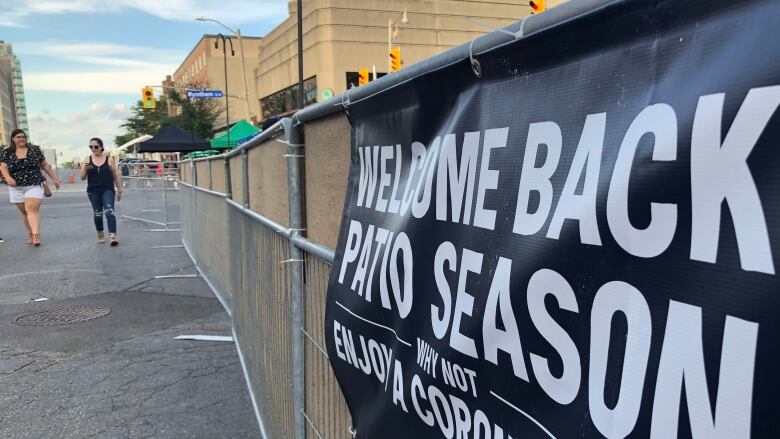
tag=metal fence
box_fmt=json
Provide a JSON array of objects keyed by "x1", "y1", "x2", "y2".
[
  {"x1": 119, "y1": 162, "x2": 182, "y2": 232},
  {"x1": 175, "y1": 3, "x2": 602, "y2": 436},
  {"x1": 179, "y1": 119, "x2": 351, "y2": 439}
]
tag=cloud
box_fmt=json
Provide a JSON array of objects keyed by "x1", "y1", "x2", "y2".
[
  {"x1": 26, "y1": 102, "x2": 129, "y2": 161},
  {"x1": 109, "y1": 104, "x2": 129, "y2": 120},
  {"x1": 90, "y1": 102, "x2": 106, "y2": 113},
  {"x1": 0, "y1": 0, "x2": 287, "y2": 27},
  {"x1": 128, "y1": 1, "x2": 288, "y2": 24},
  {"x1": 24, "y1": 68, "x2": 174, "y2": 93},
  {"x1": 5, "y1": 0, "x2": 112, "y2": 15},
  {"x1": 14, "y1": 41, "x2": 183, "y2": 68},
  {"x1": 14, "y1": 41, "x2": 180, "y2": 93},
  {"x1": 67, "y1": 112, "x2": 89, "y2": 123},
  {"x1": 0, "y1": 12, "x2": 26, "y2": 28},
  {"x1": 27, "y1": 112, "x2": 47, "y2": 123}
]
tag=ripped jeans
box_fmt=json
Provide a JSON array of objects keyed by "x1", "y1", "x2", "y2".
[{"x1": 87, "y1": 188, "x2": 116, "y2": 234}]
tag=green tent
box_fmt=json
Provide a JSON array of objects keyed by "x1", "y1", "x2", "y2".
[
  {"x1": 183, "y1": 149, "x2": 220, "y2": 159},
  {"x1": 210, "y1": 119, "x2": 260, "y2": 149}
]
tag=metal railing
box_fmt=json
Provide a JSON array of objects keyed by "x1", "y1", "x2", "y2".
[
  {"x1": 179, "y1": 119, "x2": 350, "y2": 439},
  {"x1": 119, "y1": 161, "x2": 182, "y2": 232}
]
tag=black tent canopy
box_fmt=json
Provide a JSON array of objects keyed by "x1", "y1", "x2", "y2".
[{"x1": 136, "y1": 124, "x2": 210, "y2": 153}]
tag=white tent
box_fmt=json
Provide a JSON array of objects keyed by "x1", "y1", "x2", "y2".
[{"x1": 110, "y1": 134, "x2": 153, "y2": 157}]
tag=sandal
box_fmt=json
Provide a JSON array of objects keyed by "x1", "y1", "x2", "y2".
[
  {"x1": 109, "y1": 234, "x2": 118, "y2": 247},
  {"x1": 32, "y1": 234, "x2": 41, "y2": 247},
  {"x1": 27, "y1": 232, "x2": 33, "y2": 245}
]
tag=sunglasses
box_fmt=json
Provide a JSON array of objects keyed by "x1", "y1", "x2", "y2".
[{"x1": 89, "y1": 145, "x2": 102, "y2": 149}]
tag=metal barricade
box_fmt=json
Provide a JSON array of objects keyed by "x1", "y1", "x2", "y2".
[
  {"x1": 119, "y1": 161, "x2": 182, "y2": 232},
  {"x1": 179, "y1": 119, "x2": 352, "y2": 439}
]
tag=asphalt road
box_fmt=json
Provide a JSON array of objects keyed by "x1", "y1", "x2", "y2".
[{"x1": 0, "y1": 184, "x2": 258, "y2": 438}]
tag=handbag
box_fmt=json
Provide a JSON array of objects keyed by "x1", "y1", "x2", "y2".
[{"x1": 42, "y1": 180, "x2": 52, "y2": 197}]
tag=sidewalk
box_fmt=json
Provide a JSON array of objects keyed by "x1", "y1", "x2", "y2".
[{"x1": 0, "y1": 187, "x2": 257, "y2": 438}]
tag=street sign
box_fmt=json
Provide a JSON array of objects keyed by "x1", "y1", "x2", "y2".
[{"x1": 186, "y1": 89, "x2": 224, "y2": 99}]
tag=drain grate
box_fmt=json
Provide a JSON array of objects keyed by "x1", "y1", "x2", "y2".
[{"x1": 15, "y1": 306, "x2": 111, "y2": 326}]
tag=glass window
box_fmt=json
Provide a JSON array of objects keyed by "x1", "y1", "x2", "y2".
[
  {"x1": 345, "y1": 71, "x2": 387, "y2": 89},
  {"x1": 260, "y1": 76, "x2": 317, "y2": 119}
]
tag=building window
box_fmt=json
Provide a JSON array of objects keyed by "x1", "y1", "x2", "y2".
[
  {"x1": 260, "y1": 76, "x2": 317, "y2": 119},
  {"x1": 346, "y1": 71, "x2": 387, "y2": 89}
]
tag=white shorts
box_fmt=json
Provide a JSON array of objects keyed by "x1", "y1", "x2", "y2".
[{"x1": 8, "y1": 185, "x2": 44, "y2": 203}]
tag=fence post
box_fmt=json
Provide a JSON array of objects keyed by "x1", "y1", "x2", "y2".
[
  {"x1": 162, "y1": 165, "x2": 168, "y2": 230},
  {"x1": 284, "y1": 118, "x2": 306, "y2": 439},
  {"x1": 242, "y1": 149, "x2": 250, "y2": 208},
  {"x1": 208, "y1": 158, "x2": 213, "y2": 191},
  {"x1": 192, "y1": 160, "x2": 198, "y2": 187},
  {"x1": 225, "y1": 156, "x2": 232, "y2": 200}
]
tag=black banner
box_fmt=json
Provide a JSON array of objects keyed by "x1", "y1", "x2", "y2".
[{"x1": 324, "y1": 0, "x2": 780, "y2": 437}]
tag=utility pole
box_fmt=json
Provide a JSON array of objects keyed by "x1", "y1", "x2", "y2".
[
  {"x1": 196, "y1": 17, "x2": 253, "y2": 120},
  {"x1": 388, "y1": 9, "x2": 408, "y2": 73},
  {"x1": 215, "y1": 34, "x2": 235, "y2": 149}
]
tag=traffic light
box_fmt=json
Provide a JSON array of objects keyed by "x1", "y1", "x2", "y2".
[
  {"x1": 530, "y1": 0, "x2": 545, "y2": 14},
  {"x1": 389, "y1": 47, "x2": 401, "y2": 72},
  {"x1": 141, "y1": 87, "x2": 156, "y2": 109},
  {"x1": 358, "y1": 69, "x2": 369, "y2": 86}
]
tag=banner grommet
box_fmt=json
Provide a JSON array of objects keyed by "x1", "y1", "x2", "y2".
[{"x1": 469, "y1": 39, "x2": 482, "y2": 78}]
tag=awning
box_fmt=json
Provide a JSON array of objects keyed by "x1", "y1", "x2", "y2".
[{"x1": 210, "y1": 119, "x2": 260, "y2": 149}]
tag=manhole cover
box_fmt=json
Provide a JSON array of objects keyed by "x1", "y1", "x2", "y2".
[{"x1": 15, "y1": 306, "x2": 111, "y2": 326}]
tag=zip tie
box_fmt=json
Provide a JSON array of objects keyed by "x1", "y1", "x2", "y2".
[
  {"x1": 339, "y1": 88, "x2": 352, "y2": 118},
  {"x1": 282, "y1": 154, "x2": 304, "y2": 158},
  {"x1": 461, "y1": 16, "x2": 519, "y2": 38},
  {"x1": 280, "y1": 259, "x2": 304, "y2": 264},
  {"x1": 462, "y1": 16, "x2": 526, "y2": 78},
  {"x1": 515, "y1": 17, "x2": 528, "y2": 39},
  {"x1": 276, "y1": 138, "x2": 304, "y2": 147}
]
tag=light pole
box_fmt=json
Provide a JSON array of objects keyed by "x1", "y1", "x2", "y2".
[
  {"x1": 196, "y1": 17, "x2": 253, "y2": 120},
  {"x1": 297, "y1": 0, "x2": 304, "y2": 110},
  {"x1": 215, "y1": 34, "x2": 235, "y2": 149},
  {"x1": 388, "y1": 8, "x2": 408, "y2": 73}
]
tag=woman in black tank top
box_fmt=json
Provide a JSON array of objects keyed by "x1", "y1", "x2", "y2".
[{"x1": 79, "y1": 137, "x2": 122, "y2": 245}]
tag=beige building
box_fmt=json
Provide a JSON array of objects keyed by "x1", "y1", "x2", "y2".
[
  {"x1": 252, "y1": 0, "x2": 567, "y2": 119},
  {"x1": 166, "y1": 34, "x2": 264, "y2": 127}
]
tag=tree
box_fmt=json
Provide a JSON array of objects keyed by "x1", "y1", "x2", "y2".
[
  {"x1": 114, "y1": 97, "x2": 171, "y2": 152},
  {"x1": 167, "y1": 81, "x2": 222, "y2": 139},
  {"x1": 120, "y1": 97, "x2": 170, "y2": 136},
  {"x1": 114, "y1": 132, "x2": 137, "y2": 149}
]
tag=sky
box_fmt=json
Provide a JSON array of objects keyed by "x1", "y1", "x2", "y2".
[{"x1": 0, "y1": 0, "x2": 288, "y2": 162}]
